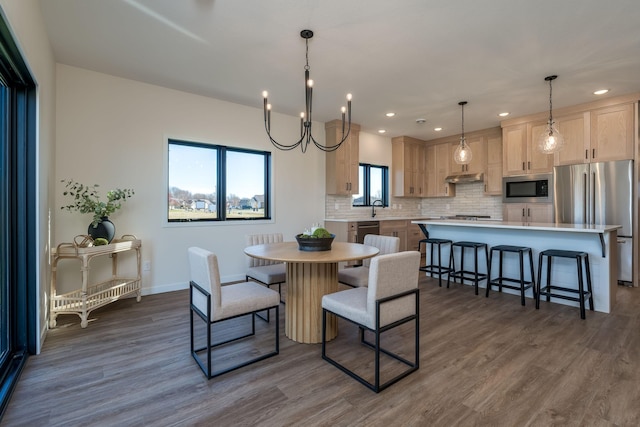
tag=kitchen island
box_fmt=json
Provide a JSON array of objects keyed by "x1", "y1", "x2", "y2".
[{"x1": 413, "y1": 219, "x2": 621, "y2": 313}]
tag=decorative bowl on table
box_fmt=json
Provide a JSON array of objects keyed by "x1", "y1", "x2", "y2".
[{"x1": 295, "y1": 233, "x2": 335, "y2": 251}]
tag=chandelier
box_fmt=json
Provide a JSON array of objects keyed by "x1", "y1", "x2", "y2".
[
  {"x1": 453, "y1": 101, "x2": 472, "y2": 164},
  {"x1": 537, "y1": 75, "x2": 565, "y2": 154},
  {"x1": 262, "y1": 30, "x2": 352, "y2": 152}
]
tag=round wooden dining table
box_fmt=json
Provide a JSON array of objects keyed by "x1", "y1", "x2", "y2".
[{"x1": 244, "y1": 241, "x2": 379, "y2": 344}]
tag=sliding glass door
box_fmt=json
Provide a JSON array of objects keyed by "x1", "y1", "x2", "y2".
[{"x1": 0, "y1": 13, "x2": 37, "y2": 418}]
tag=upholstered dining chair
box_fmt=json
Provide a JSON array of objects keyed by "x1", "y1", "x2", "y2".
[
  {"x1": 245, "y1": 233, "x2": 286, "y2": 305},
  {"x1": 188, "y1": 247, "x2": 280, "y2": 379},
  {"x1": 338, "y1": 234, "x2": 400, "y2": 287},
  {"x1": 322, "y1": 251, "x2": 420, "y2": 393}
]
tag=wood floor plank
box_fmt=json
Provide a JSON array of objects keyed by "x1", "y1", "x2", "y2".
[{"x1": 3, "y1": 278, "x2": 640, "y2": 426}]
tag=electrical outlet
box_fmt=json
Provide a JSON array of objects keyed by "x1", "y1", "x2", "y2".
[{"x1": 143, "y1": 261, "x2": 151, "y2": 271}]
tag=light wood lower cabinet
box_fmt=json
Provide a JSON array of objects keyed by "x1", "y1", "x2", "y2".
[
  {"x1": 380, "y1": 220, "x2": 408, "y2": 251},
  {"x1": 503, "y1": 203, "x2": 554, "y2": 223}
]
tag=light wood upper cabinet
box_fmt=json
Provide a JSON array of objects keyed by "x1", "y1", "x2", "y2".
[
  {"x1": 392, "y1": 136, "x2": 426, "y2": 198},
  {"x1": 590, "y1": 103, "x2": 634, "y2": 162},
  {"x1": 554, "y1": 112, "x2": 590, "y2": 166},
  {"x1": 484, "y1": 134, "x2": 503, "y2": 195},
  {"x1": 433, "y1": 142, "x2": 455, "y2": 197},
  {"x1": 325, "y1": 120, "x2": 360, "y2": 195},
  {"x1": 449, "y1": 136, "x2": 486, "y2": 175},
  {"x1": 502, "y1": 122, "x2": 553, "y2": 176}
]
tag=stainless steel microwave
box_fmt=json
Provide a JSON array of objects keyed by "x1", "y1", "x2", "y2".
[{"x1": 502, "y1": 174, "x2": 553, "y2": 203}]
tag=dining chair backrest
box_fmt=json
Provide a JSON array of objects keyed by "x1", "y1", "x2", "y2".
[
  {"x1": 362, "y1": 234, "x2": 400, "y2": 268},
  {"x1": 367, "y1": 251, "x2": 420, "y2": 328},
  {"x1": 188, "y1": 246, "x2": 222, "y2": 318},
  {"x1": 245, "y1": 233, "x2": 284, "y2": 268}
]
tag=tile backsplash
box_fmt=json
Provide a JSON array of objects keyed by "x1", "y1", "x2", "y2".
[{"x1": 325, "y1": 182, "x2": 503, "y2": 220}]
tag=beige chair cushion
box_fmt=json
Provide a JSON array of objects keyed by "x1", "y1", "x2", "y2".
[
  {"x1": 323, "y1": 251, "x2": 420, "y2": 329},
  {"x1": 188, "y1": 247, "x2": 279, "y2": 322},
  {"x1": 246, "y1": 263, "x2": 286, "y2": 285},
  {"x1": 337, "y1": 266, "x2": 369, "y2": 287}
]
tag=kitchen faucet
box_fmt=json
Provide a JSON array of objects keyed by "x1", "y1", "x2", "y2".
[{"x1": 371, "y1": 199, "x2": 384, "y2": 218}]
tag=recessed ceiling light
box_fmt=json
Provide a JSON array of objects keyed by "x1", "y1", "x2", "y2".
[
  {"x1": 593, "y1": 89, "x2": 609, "y2": 95},
  {"x1": 378, "y1": 129, "x2": 386, "y2": 134},
  {"x1": 498, "y1": 112, "x2": 510, "y2": 117},
  {"x1": 385, "y1": 112, "x2": 395, "y2": 117},
  {"x1": 415, "y1": 118, "x2": 426, "y2": 124},
  {"x1": 434, "y1": 127, "x2": 442, "y2": 132}
]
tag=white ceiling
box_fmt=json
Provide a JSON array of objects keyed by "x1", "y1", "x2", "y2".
[{"x1": 39, "y1": 0, "x2": 640, "y2": 141}]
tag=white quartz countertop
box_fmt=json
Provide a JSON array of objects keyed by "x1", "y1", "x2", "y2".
[
  {"x1": 325, "y1": 217, "x2": 431, "y2": 223},
  {"x1": 412, "y1": 219, "x2": 621, "y2": 234}
]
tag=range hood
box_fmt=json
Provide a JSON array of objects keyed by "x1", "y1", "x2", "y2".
[{"x1": 444, "y1": 172, "x2": 484, "y2": 184}]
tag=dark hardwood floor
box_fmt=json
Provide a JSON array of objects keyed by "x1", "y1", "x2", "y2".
[{"x1": 3, "y1": 276, "x2": 640, "y2": 426}]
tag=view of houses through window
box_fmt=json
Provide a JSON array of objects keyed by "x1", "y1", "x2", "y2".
[
  {"x1": 352, "y1": 163, "x2": 389, "y2": 206},
  {"x1": 167, "y1": 140, "x2": 271, "y2": 221}
]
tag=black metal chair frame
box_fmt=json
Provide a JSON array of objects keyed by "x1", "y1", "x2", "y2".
[
  {"x1": 190, "y1": 280, "x2": 279, "y2": 379},
  {"x1": 535, "y1": 250, "x2": 594, "y2": 319},
  {"x1": 486, "y1": 245, "x2": 536, "y2": 306},
  {"x1": 321, "y1": 288, "x2": 419, "y2": 393},
  {"x1": 447, "y1": 241, "x2": 489, "y2": 295}
]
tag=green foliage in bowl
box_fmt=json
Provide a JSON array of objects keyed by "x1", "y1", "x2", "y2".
[{"x1": 299, "y1": 227, "x2": 332, "y2": 239}]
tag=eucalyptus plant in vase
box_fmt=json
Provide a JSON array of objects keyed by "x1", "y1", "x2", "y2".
[{"x1": 60, "y1": 179, "x2": 135, "y2": 243}]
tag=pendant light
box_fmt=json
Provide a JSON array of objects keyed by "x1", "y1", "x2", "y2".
[
  {"x1": 453, "y1": 101, "x2": 472, "y2": 164},
  {"x1": 537, "y1": 75, "x2": 565, "y2": 154}
]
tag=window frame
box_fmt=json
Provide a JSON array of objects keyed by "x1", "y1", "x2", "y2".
[
  {"x1": 167, "y1": 139, "x2": 272, "y2": 223},
  {"x1": 353, "y1": 163, "x2": 389, "y2": 207}
]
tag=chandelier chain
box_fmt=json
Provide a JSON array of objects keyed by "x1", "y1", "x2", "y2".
[{"x1": 305, "y1": 38, "x2": 310, "y2": 71}]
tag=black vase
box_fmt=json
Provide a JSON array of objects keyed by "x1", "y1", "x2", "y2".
[{"x1": 88, "y1": 217, "x2": 116, "y2": 243}]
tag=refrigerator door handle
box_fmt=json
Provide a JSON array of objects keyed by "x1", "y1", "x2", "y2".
[
  {"x1": 583, "y1": 172, "x2": 588, "y2": 224},
  {"x1": 591, "y1": 171, "x2": 596, "y2": 225}
]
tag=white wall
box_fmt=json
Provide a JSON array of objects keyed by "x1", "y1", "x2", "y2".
[
  {"x1": 54, "y1": 65, "x2": 327, "y2": 295},
  {"x1": 0, "y1": 0, "x2": 57, "y2": 351}
]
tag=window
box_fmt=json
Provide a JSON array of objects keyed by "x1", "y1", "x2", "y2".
[
  {"x1": 352, "y1": 163, "x2": 388, "y2": 207},
  {"x1": 168, "y1": 139, "x2": 271, "y2": 222}
]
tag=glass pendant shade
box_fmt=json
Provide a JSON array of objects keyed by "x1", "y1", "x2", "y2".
[
  {"x1": 454, "y1": 137, "x2": 472, "y2": 164},
  {"x1": 537, "y1": 75, "x2": 564, "y2": 154},
  {"x1": 537, "y1": 120, "x2": 565, "y2": 154},
  {"x1": 454, "y1": 101, "x2": 471, "y2": 164}
]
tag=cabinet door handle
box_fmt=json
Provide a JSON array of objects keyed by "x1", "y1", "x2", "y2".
[
  {"x1": 522, "y1": 162, "x2": 525, "y2": 171},
  {"x1": 528, "y1": 161, "x2": 531, "y2": 170},
  {"x1": 592, "y1": 148, "x2": 596, "y2": 159},
  {"x1": 522, "y1": 208, "x2": 525, "y2": 217},
  {"x1": 528, "y1": 208, "x2": 531, "y2": 217},
  {"x1": 585, "y1": 149, "x2": 588, "y2": 160}
]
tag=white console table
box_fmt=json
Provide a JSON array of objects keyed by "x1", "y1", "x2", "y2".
[{"x1": 50, "y1": 235, "x2": 142, "y2": 328}]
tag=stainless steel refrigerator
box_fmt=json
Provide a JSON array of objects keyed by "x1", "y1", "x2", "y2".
[{"x1": 554, "y1": 159, "x2": 634, "y2": 284}]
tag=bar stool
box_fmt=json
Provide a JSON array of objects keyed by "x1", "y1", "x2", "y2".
[
  {"x1": 486, "y1": 245, "x2": 536, "y2": 306},
  {"x1": 447, "y1": 241, "x2": 489, "y2": 295},
  {"x1": 417, "y1": 224, "x2": 452, "y2": 287},
  {"x1": 536, "y1": 249, "x2": 594, "y2": 319}
]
